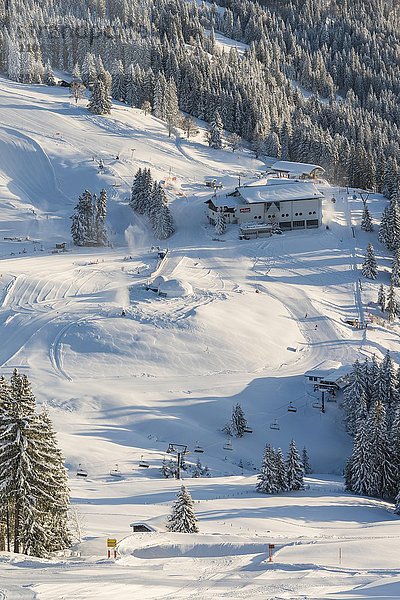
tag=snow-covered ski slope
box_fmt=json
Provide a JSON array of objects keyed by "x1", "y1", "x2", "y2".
[{"x1": 0, "y1": 76, "x2": 399, "y2": 598}]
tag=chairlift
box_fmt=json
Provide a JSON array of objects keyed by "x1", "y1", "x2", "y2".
[
  {"x1": 138, "y1": 455, "x2": 150, "y2": 468},
  {"x1": 270, "y1": 419, "x2": 280, "y2": 431},
  {"x1": 223, "y1": 440, "x2": 233, "y2": 451},
  {"x1": 287, "y1": 402, "x2": 297, "y2": 413},
  {"x1": 194, "y1": 442, "x2": 204, "y2": 453},
  {"x1": 312, "y1": 400, "x2": 323, "y2": 410},
  {"x1": 110, "y1": 464, "x2": 122, "y2": 477},
  {"x1": 76, "y1": 463, "x2": 88, "y2": 478},
  {"x1": 243, "y1": 426, "x2": 253, "y2": 433}
]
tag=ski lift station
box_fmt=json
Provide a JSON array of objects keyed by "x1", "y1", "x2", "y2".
[
  {"x1": 205, "y1": 175, "x2": 323, "y2": 234},
  {"x1": 305, "y1": 361, "x2": 353, "y2": 397}
]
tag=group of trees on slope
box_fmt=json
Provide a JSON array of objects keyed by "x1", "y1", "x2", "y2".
[
  {"x1": 130, "y1": 168, "x2": 175, "y2": 240},
  {"x1": 343, "y1": 353, "x2": 400, "y2": 502},
  {"x1": 0, "y1": 0, "x2": 399, "y2": 193},
  {"x1": 71, "y1": 188, "x2": 108, "y2": 247}
]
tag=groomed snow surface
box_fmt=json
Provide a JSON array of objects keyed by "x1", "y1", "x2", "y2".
[{"x1": 0, "y1": 77, "x2": 399, "y2": 599}]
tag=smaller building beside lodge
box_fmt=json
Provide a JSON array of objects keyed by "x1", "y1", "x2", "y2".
[
  {"x1": 268, "y1": 160, "x2": 325, "y2": 180},
  {"x1": 206, "y1": 177, "x2": 324, "y2": 233}
]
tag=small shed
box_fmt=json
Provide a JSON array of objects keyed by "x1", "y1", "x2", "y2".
[{"x1": 130, "y1": 522, "x2": 155, "y2": 533}]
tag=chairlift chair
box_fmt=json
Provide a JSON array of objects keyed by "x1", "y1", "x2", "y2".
[
  {"x1": 76, "y1": 463, "x2": 88, "y2": 478},
  {"x1": 110, "y1": 464, "x2": 122, "y2": 477},
  {"x1": 270, "y1": 419, "x2": 280, "y2": 431},
  {"x1": 223, "y1": 440, "x2": 233, "y2": 451},
  {"x1": 312, "y1": 400, "x2": 323, "y2": 410},
  {"x1": 138, "y1": 455, "x2": 150, "y2": 468},
  {"x1": 194, "y1": 443, "x2": 204, "y2": 453},
  {"x1": 287, "y1": 402, "x2": 297, "y2": 413}
]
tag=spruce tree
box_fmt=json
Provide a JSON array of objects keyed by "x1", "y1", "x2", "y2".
[
  {"x1": 348, "y1": 418, "x2": 376, "y2": 496},
  {"x1": 166, "y1": 485, "x2": 199, "y2": 533},
  {"x1": 153, "y1": 204, "x2": 175, "y2": 240},
  {"x1": 88, "y1": 77, "x2": 111, "y2": 115},
  {"x1": 215, "y1": 211, "x2": 226, "y2": 236},
  {"x1": 386, "y1": 284, "x2": 399, "y2": 322},
  {"x1": 286, "y1": 440, "x2": 304, "y2": 491},
  {"x1": 378, "y1": 284, "x2": 386, "y2": 312},
  {"x1": 0, "y1": 371, "x2": 70, "y2": 556},
  {"x1": 343, "y1": 359, "x2": 367, "y2": 436},
  {"x1": 361, "y1": 243, "x2": 377, "y2": 279},
  {"x1": 275, "y1": 448, "x2": 288, "y2": 492},
  {"x1": 95, "y1": 189, "x2": 108, "y2": 246},
  {"x1": 360, "y1": 204, "x2": 373, "y2": 232},
  {"x1": 206, "y1": 110, "x2": 223, "y2": 149},
  {"x1": 391, "y1": 248, "x2": 400, "y2": 287},
  {"x1": 369, "y1": 401, "x2": 398, "y2": 499},
  {"x1": 111, "y1": 59, "x2": 126, "y2": 102},
  {"x1": 43, "y1": 60, "x2": 56, "y2": 86},
  {"x1": 230, "y1": 403, "x2": 247, "y2": 438},
  {"x1": 256, "y1": 444, "x2": 278, "y2": 494}
]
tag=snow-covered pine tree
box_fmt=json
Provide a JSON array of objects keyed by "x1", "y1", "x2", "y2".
[
  {"x1": 206, "y1": 110, "x2": 223, "y2": 149},
  {"x1": 43, "y1": 60, "x2": 56, "y2": 86},
  {"x1": 227, "y1": 132, "x2": 241, "y2": 152},
  {"x1": 130, "y1": 168, "x2": 143, "y2": 212},
  {"x1": 360, "y1": 204, "x2": 373, "y2": 232},
  {"x1": 342, "y1": 359, "x2": 368, "y2": 436},
  {"x1": 286, "y1": 439, "x2": 304, "y2": 491},
  {"x1": 302, "y1": 446, "x2": 312, "y2": 475},
  {"x1": 379, "y1": 205, "x2": 392, "y2": 249},
  {"x1": 0, "y1": 371, "x2": 70, "y2": 556},
  {"x1": 95, "y1": 189, "x2": 108, "y2": 246},
  {"x1": 130, "y1": 168, "x2": 152, "y2": 215},
  {"x1": 153, "y1": 204, "x2": 175, "y2": 240},
  {"x1": 256, "y1": 444, "x2": 278, "y2": 494},
  {"x1": 32, "y1": 409, "x2": 71, "y2": 554},
  {"x1": 165, "y1": 78, "x2": 179, "y2": 137},
  {"x1": 391, "y1": 248, "x2": 400, "y2": 287},
  {"x1": 347, "y1": 417, "x2": 376, "y2": 496},
  {"x1": 367, "y1": 400, "x2": 398, "y2": 499},
  {"x1": 166, "y1": 485, "x2": 199, "y2": 533},
  {"x1": 160, "y1": 457, "x2": 172, "y2": 478},
  {"x1": 386, "y1": 283, "x2": 399, "y2": 322},
  {"x1": 361, "y1": 243, "x2": 377, "y2": 279},
  {"x1": 378, "y1": 284, "x2": 386, "y2": 312},
  {"x1": 215, "y1": 210, "x2": 226, "y2": 236},
  {"x1": 230, "y1": 403, "x2": 247, "y2": 437},
  {"x1": 88, "y1": 76, "x2": 111, "y2": 115},
  {"x1": 275, "y1": 448, "x2": 288, "y2": 492},
  {"x1": 111, "y1": 59, "x2": 126, "y2": 102}
]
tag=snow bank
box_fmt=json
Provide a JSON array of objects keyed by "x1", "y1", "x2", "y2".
[{"x1": 158, "y1": 278, "x2": 193, "y2": 297}]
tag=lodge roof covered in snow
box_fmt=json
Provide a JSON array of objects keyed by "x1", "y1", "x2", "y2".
[
  {"x1": 205, "y1": 195, "x2": 241, "y2": 209},
  {"x1": 236, "y1": 180, "x2": 324, "y2": 205}
]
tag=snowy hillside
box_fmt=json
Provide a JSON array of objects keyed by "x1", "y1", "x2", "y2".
[{"x1": 0, "y1": 76, "x2": 399, "y2": 598}]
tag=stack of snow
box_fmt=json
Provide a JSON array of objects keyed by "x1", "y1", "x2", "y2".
[{"x1": 158, "y1": 278, "x2": 193, "y2": 298}]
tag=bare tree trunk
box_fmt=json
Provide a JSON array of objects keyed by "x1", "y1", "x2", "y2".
[{"x1": 13, "y1": 500, "x2": 19, "y2": 553}]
